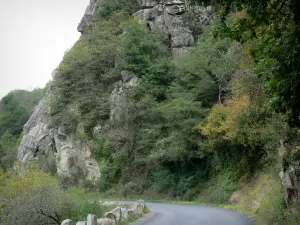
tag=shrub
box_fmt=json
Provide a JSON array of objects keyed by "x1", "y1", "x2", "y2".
[
  {"x1": 197, "y1": 170, "x2": 241, "y2": 203},
  {"x1": 150, "y1": 169, "x2": 176, "y2": 194},
  {"x1": 121, "y1": 182, "x2": 143, "y2": 197},
  {"x1": 60, "y1": 188, "x2": 104, "y2": 222},
  {"x1": 0, "y1": 168, "x2": 62, "y2": 225},
  {"x1": 0, "y1": 169, "x2": 107, "y2": 224}
]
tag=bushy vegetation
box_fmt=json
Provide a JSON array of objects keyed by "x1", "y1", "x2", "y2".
[
  {"x1": 0, "y1": 167, "x2": 109, "y2": 225},
  {"x1": 0, "y1": 89, "x2": 44, "y2": 170}
]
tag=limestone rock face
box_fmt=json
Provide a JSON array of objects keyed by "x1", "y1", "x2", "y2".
[
  {"x1": 77, "y1": 0, "x2": 100, "y2": 33},
  {"x1": 91, "y1": 71, "x2": 139, "y2": 142},
  {"x1": 109, "y1": 71, "x2": 139, "y2": 123},
  {"x1": 133, "y1": 1, "x2": 215, "y2": 58},
  {"x1": 134, "y1": 0, "x2": 194, "y2": 58},
  {"x1": 17, "y1": 91, "x2": 100, "y2": 182}
]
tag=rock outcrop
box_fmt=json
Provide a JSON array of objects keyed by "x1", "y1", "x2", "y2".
[
  {"x1": 278, "y1": 140, "x2": 300, "y2": 207},
  {"x1": 134, "y1": 0, "x2": 195, "y2": 58},
  {"x1": 279, "y1": 169, "x2": 300, "y2": 206},
  {"x1": 77, "y1": 0, "x2": 100, "y2": 33},
  {"x1": 133, "y1": 0, "x2": 214, "y2": 59},
  {"x1": 17, "y1": 90, "x2": 100, "y2": 182}
]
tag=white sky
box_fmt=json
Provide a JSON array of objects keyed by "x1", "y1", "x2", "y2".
[{"x1": 0, "y1": 0, "x2": 90, "y2": 99}]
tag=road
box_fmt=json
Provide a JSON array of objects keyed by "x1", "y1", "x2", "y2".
[{"x1": 142, "y1": 202, "x2": 254, "y2": 225}]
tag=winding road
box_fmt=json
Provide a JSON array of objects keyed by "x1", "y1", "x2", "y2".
[{"x1": 141, "y1": 202, "x2": 254, "y2": 225}]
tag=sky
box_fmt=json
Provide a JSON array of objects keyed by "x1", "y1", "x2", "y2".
[{"x1": 0, "y1": 0, "x2": 90, "y2": 99}]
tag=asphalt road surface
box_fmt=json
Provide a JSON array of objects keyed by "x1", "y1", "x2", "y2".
[{"x1": 142, "y1": 202, "x2": 255, "y2": 225}]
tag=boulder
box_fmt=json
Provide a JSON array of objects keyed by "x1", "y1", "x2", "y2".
[
  {"x1": 105, "y1": 206, "x2": 122, "y2": 224},
  {"x1": 129, "y1": 200, "x2": 145, "y2": 216},
  {"x1": 97, "y1": 218, "x2": 115, "y2": 225}
]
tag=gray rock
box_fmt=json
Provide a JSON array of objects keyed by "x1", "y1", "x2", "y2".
[
  {"x1": 87, "y1": 214, "x2": 97, "y2": 225},
  {"x1": 165, "y1": 1, "x2": 186, "y2": 15},
  {"x1": 121, "y1": 70, "x2": 136, "y2": 83},
  {"x1": 105, "y1": 206, "x2": 122, "y2": 224},
  {"x1": 280, "y1": 168, "x2": 300, "y2": 207},
  {"x1": 121, "y1": 206, "x2": 129, "y2": 220},
  {"x1": 97, "y1": 218, "x2": 115, "y2": 225},
  {"x1": 17, "y1": 90, "x2": 100, "y2": 182},
  {"x1": 61, "y1": 219, "x2": 76, "y2": 225},
  {"x1": 133, "y1": 9, "x2": 153, "y2": 21},
  {"x1": 76, "y1": 222, "x2": 87, "y2": 225},
  {"x1": 128, "y1": 200, "x2": 145, "y2": 216},
  {"x1": 78, "y1": 0, "x2": 100, "y2": 33},
  {"x1": 109, "y1": 71, "x2": 138, "y2": 125},
  {"x1": 133, "y1": 0, "x2": 196, "y2": 57},
  {"x1": 138, "y1": 0, "x2": 158, "y2": 8}
]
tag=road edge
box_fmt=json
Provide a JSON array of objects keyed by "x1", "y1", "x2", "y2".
[{"x1": 128, "y1": 212, "x2": 156, "y2": 225}]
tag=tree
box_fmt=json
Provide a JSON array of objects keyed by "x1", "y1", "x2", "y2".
[{"x1": 190, "y1": 0, "x2": 300, "y2": 126}]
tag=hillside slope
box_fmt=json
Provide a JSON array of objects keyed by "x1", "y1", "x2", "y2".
[{"x1": 14, "y1": 0, "x2": 300, "y2": 224}]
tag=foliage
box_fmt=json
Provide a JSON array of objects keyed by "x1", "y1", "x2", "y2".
[
  {"x1": 97, "y1": 0, "x2": 138, "y2": 19},
  {"x1": 0, "y1": 168, "x2": 107, "y2": 224},
  {"x1": 201, "y1": 95, "x2": 265, "y2": 147},
  {"x1": 60, "y1": 187, "x2": 106, "y2": 222},
  {"x1": 50, "y1": 11, "x2": 131, "y2": 136},
  {"x1": 150, "y1": 169, "x2": 176, "y2": 194},
  {"x1": 172, "y1": 27, "x2": 239, "y2": 107},
  {"x1": 201, "y1": 0, "x2": 300, "y2": 127},
  {"x1": 0, "y1": 132, "x2": 18, "y2": 170},
  {"x1": 89, "y1": 27, "x2": 241, "y2": 199},
  {"x1": 197, "y1": 170, "x2": 241, "y2": 203},
  {"x1": 0, "y1": 89, "x2": 44, "y2": 170},
  {"x1": 0, "y1": 94, "x2": 29, "y2": 136},
  {"x1": 0, "y1": 168, "x2": 62, "y2": 224},
  {"x1": 120, "y1": 19, "x2": 169, "y2": 78},
  {"x1": 46, "y1": 0, "x2": 291, "y2": 209}
]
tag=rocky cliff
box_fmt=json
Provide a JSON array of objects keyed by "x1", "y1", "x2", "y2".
[
  {"x1": 134, "y1": 0, "x2": 213, "y2": 57},
  {"x1": 17, "y1": 90, "x2": 100, "y2": 181},
  {"x1": 17, "y1": 0, "x2": 214, "y2": 182}
]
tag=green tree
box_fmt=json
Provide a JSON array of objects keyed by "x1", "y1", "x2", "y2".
[
  {"x1": 0, "y1": 94, "x2": 29, "y2": 136},
  {"x1": 190, "y1": 0, "x2": 300, "y2": 126}
]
